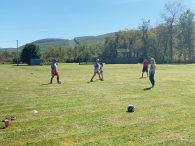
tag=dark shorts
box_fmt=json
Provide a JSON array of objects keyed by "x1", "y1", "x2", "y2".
[{"x1": 142, "y1": 66, "x2": 148, "y2": 72}]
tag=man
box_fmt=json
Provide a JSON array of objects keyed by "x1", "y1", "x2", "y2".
[
  {"x1": 142, "y1": 58, "x2": 149, "y2": 78},
  {"x1": 149, "y1": 58, "x2": 156, "y2": 88},
  {"x1": 90, "y1": 59, "x2": 102, "y2": 82},
  {"x1": 50, "y1": 59, "x2": 60, "y2": 84}
]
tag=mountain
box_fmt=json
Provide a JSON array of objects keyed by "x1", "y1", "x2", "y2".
[
  {"x1": 74, "y1": 33, "x2": 114, "y2": 45},
  {"x1": 31, "y1": 38, "x2": 75, "y2": 50},
  {"x1": 0, "y1": 48, "x2": 17, "y2": 51},
  {"x1": 17, "y1": 33, "x2": 114, "y2": 50},
  {"x1": 0, "y1": 33, "x2": 113, "y2": 51}
]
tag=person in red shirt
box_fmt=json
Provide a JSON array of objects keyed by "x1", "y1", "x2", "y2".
[
  {"x1": 142, "y1": 59, "x2": 149, "y2": 78},
  {"x1": 50, "y1": 59, "x2": 60, "y2": 84}
]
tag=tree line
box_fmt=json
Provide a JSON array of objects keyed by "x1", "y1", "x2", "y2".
[
  {"x1": 42, "y1": 3, "x2": 195, "y2": 64},
  {"x1": 0, "y1": 1, "x2": 194, "y2": 64}
]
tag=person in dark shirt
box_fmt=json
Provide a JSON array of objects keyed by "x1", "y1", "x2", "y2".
[{"x1": 90, "y1": 59, "x2": 102, "y2": 82}]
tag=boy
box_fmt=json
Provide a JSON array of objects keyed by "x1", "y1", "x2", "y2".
[
  {"x1": 50, "y1": 59, "x2": 60, "y2": 84},
  {"x1": 149, "y1": 58, "x2": 156, "y2": 88},
  {"x1": 90, "y1": 59, "x2": 101, "y2": 82},
  {"x1": 142, "y1": 58, "x2": 149, "y2": 78}
]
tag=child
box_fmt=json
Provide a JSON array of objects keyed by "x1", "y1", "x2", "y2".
[
  {"x1": 142, "y1": 58, "x2": 149, "y2": 78},
  {"x1": 99, "y1": 62, "x2": 104, "y2": 81},
  {"x1": 149, "y1": 58, "x2": 156, "y2": 88},
  {"x1": 50, "y1": 59, "x2": 60, "y2": 84},
  {"x1": 90, "y1": 59, "x2": 101, "y2": 82}
]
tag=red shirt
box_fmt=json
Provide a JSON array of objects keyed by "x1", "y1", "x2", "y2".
[{"x1": 143, "y1": 60, "x2": 149, "y2": 67}]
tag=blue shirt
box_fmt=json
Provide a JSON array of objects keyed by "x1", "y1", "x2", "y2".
[
  {"x1": 51, "y1": 63, "x2": 57, "y2": 71},
  {"x1": 94, "y1": 62, "x2": 99, "y2": 70}
]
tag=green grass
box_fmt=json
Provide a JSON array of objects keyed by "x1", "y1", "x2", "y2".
[{"x1": 0, "y1": 64, "x2": 194, "y2": 146}]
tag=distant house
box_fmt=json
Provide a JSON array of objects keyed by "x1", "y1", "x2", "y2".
[
  {"x1": 105, "y1": 48, "x2": 140, "y2": 64},
  {"x1": 105, "y1": 57, "x2": 140, "y2": 64},
  {"x1": 30, "y1": 59, "x2": 41, "y2": 65}
]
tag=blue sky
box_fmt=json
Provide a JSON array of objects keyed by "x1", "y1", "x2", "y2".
[{"x1": 0, "y1": 0, "x2": 195, "y2": 48}]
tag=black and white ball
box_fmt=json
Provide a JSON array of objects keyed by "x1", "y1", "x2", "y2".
[{"x1": 127, "y1": 104, "x2": 135, "y2": 112}]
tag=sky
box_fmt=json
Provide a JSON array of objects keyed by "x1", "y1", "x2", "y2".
[{"x1": 0, "y1": 0, "x2": 195, "y2": 48}]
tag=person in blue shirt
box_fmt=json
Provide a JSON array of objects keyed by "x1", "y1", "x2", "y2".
[
  {"x1": 149, "y1": 58, "x2": 156, "y2": 88},
  {"x1": 90, "y1": 59, "x2": 102, "y2": 82}
]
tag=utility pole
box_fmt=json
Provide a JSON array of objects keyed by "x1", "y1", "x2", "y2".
[{"x1": 17, "y1": 40, "x2": 19, "y2": 66}]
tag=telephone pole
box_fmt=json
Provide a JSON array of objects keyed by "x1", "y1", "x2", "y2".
[{"x1": 17, "y1": 40, "x2": 19, "y2": 66}]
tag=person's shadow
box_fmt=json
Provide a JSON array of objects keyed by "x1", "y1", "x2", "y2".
[
  {"x1": 139, "y1": 77, "x2": 147, "y2": 79},
  {"x1": 41, "y1": 83, "x2": 51, "y2": 86},
  {"x1": 0, "y1": 127, "x2": 5, "y2": 129},
  {"x1": 144, "y1": 87, "x2": 152, "y2": 90}
]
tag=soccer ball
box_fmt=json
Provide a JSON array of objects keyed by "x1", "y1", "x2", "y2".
[
  {"x1": 127, "y1": 104, "x2": 135, "y2": 112},
  {"x1": 58, "y1": 80, "x2": 62, "y2": 84},
  {"x1": 32, "y1": 110, "x2": 38, "y2": 114}
]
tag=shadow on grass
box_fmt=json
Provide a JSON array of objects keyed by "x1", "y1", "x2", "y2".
[
  {"x1": 139, "y1": 77, "x2": 147, "y2": 79},
  {"x1": 12, "y1": 64, "x2": 29, "y2": 66},
  {"x1": 0, "y1": 127, "x2": 5, "y2": 129},
  {"x1": 144, "y1": 87, "x2": 152, "y2": 91},
  {"x1": 41, "y1": 83, "x2": 51, "y2": 86},
  {"x1": 87, "y1": 79, "x2": 104, "y2": 83},
  {"x1": 87, "y1": 81, "x2": 94, "y2": 83},
  {"x1": 126, "y1": 111, "x2": 134, "y2": 113},
  {"x1": 13, "y1": 64, "x2": 43, "y2": 67}
]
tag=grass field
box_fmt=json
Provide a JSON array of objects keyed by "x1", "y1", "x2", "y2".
[{"x1": 0, "y1": 63, "x2": 194, "y2": 146}]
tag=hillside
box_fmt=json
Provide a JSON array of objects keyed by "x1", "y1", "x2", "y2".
[
  {"x1": 1, "y1": 20, "x2": 194, "y2": 51},
  {"x1": 17, "y1": 33, "x2": 113, "y2": 50},
  {"x1": 0, "y1": 48, "x2": 17, "y2": 52},
  {"x1": 74, "y1": 33, "x2": 114, "y2": 45},
  {"x1": 0, "y1": 33, "x2": 112, "y2": 51},
  {"x1": 32, "y1": 38, "x2": 75, "y2": 50}
]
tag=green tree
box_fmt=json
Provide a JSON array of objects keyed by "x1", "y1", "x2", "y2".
[
  {"x1": 154, "y1": 24, "x2": 170, "y2": 63},
  {"x1": 139, "y1": 20, "x2": 150, "y2": 59},
  {"x1": 162, "y1": 1, "x2": 183, "y2": 62},
  {"x1": 102, "y1": 35, "x2": 118, "y2": 59},
  {"x1": 178, "y1": 9, "x2": 195, "y2": 61},
  {"x1": 21, "y1": 43, "x2": 41, "y2": 64}
]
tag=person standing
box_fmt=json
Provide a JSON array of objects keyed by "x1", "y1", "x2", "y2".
[
  {"x1": 90, "y1": 59, "x2": 101, "y2": 82},
  {"x1": 149, "y1": 58, "x2": 156, "y2": 88},
  {"x1": 142, "y1": 58, "x2": 149, "y2": 78},
  {"x1": 50, "y1": 59, "x2": 60, "y2": 84},
  {"x1": 99, "y1": 62, "x2": 104, "y2": 81}
]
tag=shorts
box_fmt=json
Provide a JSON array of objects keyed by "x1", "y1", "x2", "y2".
[
  {"x1": 142, "y1": 66, "x2": 148, "y2": 72},
  {"x1": 51, "y1": 71, "x2": 59, "y2": 77}
]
